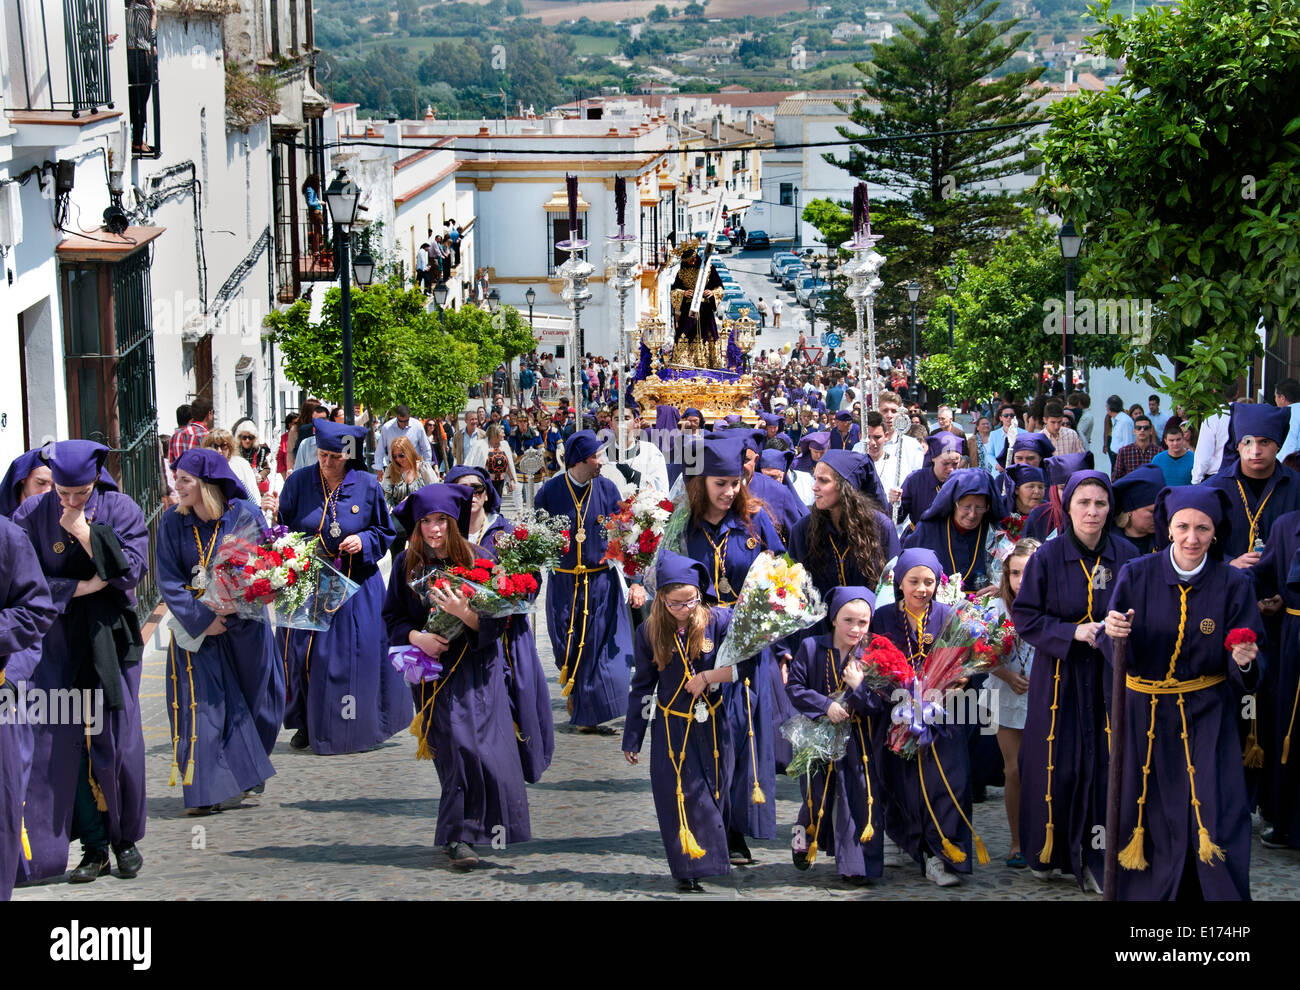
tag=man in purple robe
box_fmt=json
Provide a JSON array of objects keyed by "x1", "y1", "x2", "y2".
[
  {"x1": 0, "y1": 515, "x2": 57, "y2": 899},
  {"x1": 12, "y1": 440, "x2": 150, "y2": 883},
  {"x1": 535, "y1": 431, "x2": 638, "y2": 733}
]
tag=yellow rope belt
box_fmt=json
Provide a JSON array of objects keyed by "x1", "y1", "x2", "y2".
[
  {"x1": 557, "y1": 564, "x2": 596, "y2": 697},
  {"x1": 553, "y1": 564, "x2": 606, "y2": 574},
  {"x1": 166, "y1": 638, "x2": 199, "y2": 788},
  {"x1": 1118, "y1": 585, "x2": 1227, "y2": 871}
]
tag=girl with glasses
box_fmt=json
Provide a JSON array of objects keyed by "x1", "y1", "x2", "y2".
[{"x1": 623, "y1": 550, "x2": 746, "y2": 893}]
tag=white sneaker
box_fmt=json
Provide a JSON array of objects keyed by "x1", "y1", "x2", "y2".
[
  {"x1": 1028, "y1": 867, "x2": 1056, "y2": 881},
  {"x1": 882, "y1": 836, "x2": 907, "y2": 868},
  {"x1": 925, "y1": 854, "x2": 961, "y2": 887},
  {"x1": 1081, "y1": 867, "x2": 1102, "y2": 894}
]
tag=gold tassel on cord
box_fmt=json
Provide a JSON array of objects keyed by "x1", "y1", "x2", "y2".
[
  {"x1": 1118, "y1": 827, "x2": 1149, "y2": 871},
  {"x1": 973, "y1": 834, "x2": 991, "y2": 866},
  {"x1": 1242, "y1": 733, "x2": 1264, "y2": 768},
  {"x1": 752, "y1": 781, "x2": 766, "y2": 804},
  {"x1": 21, "y1": 820, "x2": 31, "y2": 860},
  {"x1": 941, "y1": 837, "x2": 967, "y2": 864},
  {"x1": 805, "y1": 838, "x2": 818, "y2": 866},
  {"x1": 1198, "y1": 827, "x2": 1226, "y2": 865},
  {"x1": 1038, "y1": 822, "x2": 1054, "y2": 864},
  {"x1": 561, "y1": 678, "x2": 575, "y2": 698},
  {"x1": 182, "y1": 759, "x2": 195, "y2": 787},
  {"x1": 1281, "y1": 736, "x2": 1291, "y2": 766},
  {"x1": 89, "y1": 773, "x2": 108, "y2": 813},
  {"x1": 168, "y1": 761, "x2": 179, "y2": 787},
  {"x1": 859, "y1": 822, "x2": 875, "y2": 843},
  {"x1": 408, "y1": 712, "x2": 423, "y2": 737}
]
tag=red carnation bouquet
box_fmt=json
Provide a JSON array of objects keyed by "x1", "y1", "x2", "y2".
[
  {"x1": 200, "y1": 520, "x2": 359, "y2": 631},
  {"x1": 1000, "y1": 514, "x2": 1027, "y2": 542},
  {"x1": 1224, "y1": 628, "x2": 1257, "y2": 651},
  {"x1": 850, "y1": 634, "x2": 915, "y2": 691},
  {"x1": 409, "y1": 556, "x2": 539, "y2": 641},
  {"x1": 599, "y1": 487, "x2": 674, "y2": 579}
]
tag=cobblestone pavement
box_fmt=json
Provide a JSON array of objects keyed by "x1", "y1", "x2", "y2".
[{"x1": 13, "y1": 564, "x2": 1300, "y2": 901}]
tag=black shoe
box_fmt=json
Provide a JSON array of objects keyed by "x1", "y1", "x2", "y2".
[
  {"x1": 113, "y1": 843, "x2": 144, "y2": 878},
  {"x1": 841, "y1": 874, "x2": 871, "y2": 886},
  {"x1": 792, "y1": 847, "x2": 811, "y2": 871},
  {"x1": 249, "y1": 781, "x2": 266, "y2": 795},
  {"x1": 1261, "y1": 829, "x2": 1291, "y2": 849},
  {"x1": 290, "y1": 729, "x2": 309, "y2": 750},
  {"x1": 728, "y1": 830, "x2": 753, "y2": 865},
  {"x1": 448, "y1": 841, "x2": 479, "y2": 869},
  {"x1": 69, "y1": 849, "x2": 110, "y2": 884},
  {"x1": 972, "y1": 786, "x2": 988, "y2": 804},
  {"x1": 676, "y1": 878, "x2": 704, "y2": 893}
]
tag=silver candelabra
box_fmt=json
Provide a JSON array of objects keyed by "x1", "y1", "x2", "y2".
[
  {"x1": 842, "y1": 229, "x2": 885, "y2": 435},
  {"x1": 558, "y1": 236, "x2": 594, "y2": 411},
  {"x1": 606, "y1": 230, "x2": 639, "y2": 458}
]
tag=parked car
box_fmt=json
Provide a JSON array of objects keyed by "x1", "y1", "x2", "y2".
[
  {"x1": 725, "y1": 298, "x2": 758, "y2": 320},
  {"x1": 770, "y1": 251, "x2": 798, "y2": 279},
  {"x1": 804, "y1": 284, "x2": 832, "y2": 308},
  {"x1": 744, "y1": 229, "x2": 771, "y2": 250},
  {"x1": 794, "y1": 275, "x2": 819, "y2": 306},
  {"x1": 709, "y1": 232, "x2": 732, "y2": 254},
  {"x1": 779, "y1": 261, "x2": 808, "y2": 289}
]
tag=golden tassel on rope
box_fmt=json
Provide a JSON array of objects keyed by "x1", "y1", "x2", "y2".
[
  {"x1": 182, "y1": 649, "x2": 198, "y2": 788},
  {"x1": 1242, "y1": 725, "x2": 1264, "y2": 768},
  {"x1": 561, "y1": 677, "x2": 575, "y2": 698},
  {"x1": 21, "y1": 819, "x2": 31, "y2": 860},
  {"x1": 1118, "y1": 827, "x2": 1149, "y2": 871},
  {"x1": 1197, "y1": 826, "x2": 1226, "y2": 864},
  {"x1": 1038, "y1": 822, "x2": 1054, "y2": 864},
  {"x1": 675, "y1": 786, "x2": 706, "y2": 859},
  {"x1": 1283, "y1": 736, "x2": 1292, "y2": 765},
  {"x1": 408, "y1": 712, "x2": 423, "y2": 737},
  {"x1": 743, "y1": 678, "x2": 765, "y2": 804},
  {"x1": 941, "y1": 837, "x2": 967, "y2": 864},
  {"x1": 168, "y1": 761, "x2": 179, "y2": 788},
  {"x1": 89, "y1": 772, "x2": 108, "y2": 812},
  {"x1": 805, "y1": 836, "x2": 818, "y2": 866},
  {"x1": 182, "y1": 757, "x2": 195, "y2": 787},
  {"x1": 973, "y1": 834, "x2": 991, "y2": 866}
]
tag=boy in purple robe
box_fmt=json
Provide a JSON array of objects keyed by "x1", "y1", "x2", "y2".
[
  {"x1": 623, "y1": 551, "x2": 741, "y2": 892},
  {"x1": 1011, "y1": 470, "x2": 1139, "y2": 892},
  {"x1": 1100, "y1": 486, "x2": 1262, "y2": 900},
  {"x1": 899, "y1": 433, "x2": 964, "y2": 534},
  {"x1": 786, "y1": 587, "x2": 886, "y2": 884},
  {"x1": 0, "y1": 515, "x2": 57, "y2": 900},
  {"x1": 12, "y1": 440, "x2": 150, "y2": 883},
  {"x1": 276, "y1": 420, "x2": 411, "y2": 755},
  {"x1": 535, "y1": 430, "x2": 638, "y2": 732},
  {"x1": 157, "y1": 449, "x2": 278, "y2": 814},
  {"x1": 869, "y1": 548, "x2": 974, "y2": 886},
  {"x1": 383, "y1": 484, "x2": 530, "y2": 869}
]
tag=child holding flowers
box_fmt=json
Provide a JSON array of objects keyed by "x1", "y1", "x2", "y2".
[
  {"x1": 984, "y1": 538, "x2": 1041, "y2": 868},
  {"x1": 785, "y1": 587, "x2": 890, "y2": 885},
  {"x1": 622, "y1": 550, "x2": 747, "y2": 893}
]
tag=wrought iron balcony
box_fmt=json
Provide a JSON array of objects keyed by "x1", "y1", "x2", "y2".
[{"x1": 4, "y1": 0, "x2": 114, "y2": 115}]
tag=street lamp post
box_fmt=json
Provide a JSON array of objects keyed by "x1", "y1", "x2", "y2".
[
  {"x1": 907, "y1": 281, "x2": 920, "y2": 408},
  {"x1": 325, "y1": 168, "x2": 362, "y2": 425},
  {"x1": 433, "y1": 280, "x2": 449, "y2": 327},
  {"x1": 1059, "y1": 220, "x2": 1083, "y2": 393},
  {"x1": 525, "y1": 285, "x2": 536, "y2": 330},
  {"x1": 944, "y1": 274, "x2": 957, "y2": 351}
]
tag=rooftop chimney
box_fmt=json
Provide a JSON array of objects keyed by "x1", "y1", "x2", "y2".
[
  {"x1": 711, "y1": 115, "x2": 721, "y2": 141},
  {"x1": 1064, "y1": 67, "x2": 1074, "y2": 86},
  {"x1": 745, "y1": 110, "x2": 754, "y2": 135}
]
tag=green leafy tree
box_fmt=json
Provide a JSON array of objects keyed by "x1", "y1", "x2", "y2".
[
  {"x1": 802, "y1": 197, "x2": 853, "y2": 251},
  {"x1": 918, "y1": 216, "x2": 1122, "y2": 401},
  {"x1": 828, "y1": 0, "x2": 1045, "y2": 320},
  {"x1": 1035, "y1": 0, "x2": 1300, "y2": 422}
]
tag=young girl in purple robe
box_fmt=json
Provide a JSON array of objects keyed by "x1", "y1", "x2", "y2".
[
  {"x1": 786, "y1": 586, "x2": 885, "y2": 885},
  {"x1": 383, "y1": 484, "x2": 530, "y2": 870},
  {"x1": 1101, "y1": 486, "x2": 1263, "y2": 900},
  {"x1": 623, "y1": 550, "x2": 743, "y2": 893},
  {"x1": 984, "y1": 538, "x2": 1041, "y2": 868}
]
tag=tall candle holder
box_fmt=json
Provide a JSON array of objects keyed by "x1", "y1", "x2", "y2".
[
  {"x1": 558, "y1": 235, "x2": 594, "y2": 409},
  {"x1": 606, "y1": 227, "x2": 639, "y2": 458}
]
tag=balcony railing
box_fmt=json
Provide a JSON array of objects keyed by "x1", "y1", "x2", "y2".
[{"x1": 4, "y1": 0, "x2": 114, "y2": 115}]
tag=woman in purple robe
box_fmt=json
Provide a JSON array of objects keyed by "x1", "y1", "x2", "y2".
[
  {"x1": 535, "y1": 430, "x2": 638, "y2": 733},
  {"x1": 275, "y1": 420, "x2": 410, "y2": 755},
  {"x1": 157, "y1": 449, "x2": 278, "y2": 814},
  {"x1": 383, "y1": 484, "x2": 530, "y2": 869},
  {"x1": 680, "y1": 435, "x2": 783, "y2": 860},
  {"x1": 1011, "y1": 470, "x2": 1139, "y2": 892},
  {"x1": 12, "y1": 440, "x2": 149, "y2": 883},
  {"x1": 870, "y1": 548, "x2": 976, "y2": 887},
  {"x1": 1100, "y1": 486, "x2": 1262, "y2": 900},
  {"x1": 0, "y1": 515, "x2": 57, "y2": 900},
  {"x1": 898, "y1": 433, "x2": 964, "y2": 535},
  {"x1": 623, "y1": 551, "x2": 741, "y2": 892},
  {"x1": 786, "y1": 587, "x2": 885, "y2": 884},
  {"x1": 904, "y1": 468, "x2": 1004, "y2": 595},
  {"x1": 447, "y1": 465, "x2": 554, "y2": 783}
]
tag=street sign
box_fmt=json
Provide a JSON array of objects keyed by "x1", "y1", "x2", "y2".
[{"x1": 824, "y1": 332, "x2": 841, "y2": 348}]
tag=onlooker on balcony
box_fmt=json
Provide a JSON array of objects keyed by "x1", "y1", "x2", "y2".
[
  {"x1": 303, "y1": 176, "x2": 326, "y2": 262},
  {"x1": 127, "y1": 0, "x2": 157, "y2": 154},
  {"x1": 446, "y1": 220, "x2": 462, "y2": 267}
]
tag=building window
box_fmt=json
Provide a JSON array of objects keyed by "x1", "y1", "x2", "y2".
[
  {"x1": 547, "y1": 215, "x2": 584, "y2": 276},
  {"x1": 780, "y1": 182, "x2": 795, "y2": 206}
]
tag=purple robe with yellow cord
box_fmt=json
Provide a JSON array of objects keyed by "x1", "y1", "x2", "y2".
[
  {"x1": 12, "y1": 488, "x2": 150, "y2": 881},
  {"x1": 623, "y1": 607, "x2": 738, "y2": 880},
  {"x1": 1011, "y1": 528, "x2": 1138, "y2": 887},
  {"x1": 534, "y1": 472, "x2": 633, "y2": 726},
  {"x1": 0, "y1": 516, "x2": 56, "y2": 899},
  {"x1": 156, "y1": 501, "x2": 279, "y2": 807},
  {"x1": 1099, "y1": 551, "x2": 1261, "y2": 900},
  {"x1": 278, "y1": 464, "x2": 411, "y2": 754},
  {"x1": 786, "y1": 632, "x2": 885, "y2": 878}
]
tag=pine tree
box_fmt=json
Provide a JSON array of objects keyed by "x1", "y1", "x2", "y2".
[{"x1": 827, "y1": 0, "x2": 1044, "y2": 321}]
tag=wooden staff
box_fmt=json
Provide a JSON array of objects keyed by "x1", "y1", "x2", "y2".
[{"x1": 1103, "y1": 608, "x2": 1133, "y2": 901}]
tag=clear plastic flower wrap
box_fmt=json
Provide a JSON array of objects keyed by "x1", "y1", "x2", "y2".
[
  {"x1": 199, "y1": 520, "x2": 360, "y2": 631},
  {"x1": 711, "y1": 552, "x2": 826, "y2": 669},
  {"x1": 781, "y1": 704, "x2": 851, "y2": 779},
  {"x1": 490, "y1": 507, "x2": 570, "y2": 574},
  {"x1": 408, "y1": 560, "x2": 538, "y2": 641}
]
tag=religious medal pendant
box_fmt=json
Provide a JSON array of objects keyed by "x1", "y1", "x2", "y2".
[
  {"x1": 53, "y1": 541, "x2": 65, "y2": 554},
  {"x1": 1092, "y1": 567, "x2": 1109, "y2": 590},
  {"x1": 1254, "y1": 537, "x2": 1266, "y2": 553},
  {"x1": 190, "y1": 564, "x2": 207, "y2": 591},
  {"x1": 693, "y1": 700, "x2": 709, "y2": 723},
  {"x1": 330, "y1": 521, "x2": 342, "y2": 539},
  {"x1": 718, "y1": 576, "x2": 732, "y2": 595},
  {"x1": 574, "y1": 527, "x2": 587, "y2": 545}
]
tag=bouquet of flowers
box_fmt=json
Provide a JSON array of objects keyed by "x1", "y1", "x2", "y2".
[
  {"x1": 409, "y1": 557, "x2": 538, "y2": 642},
  {"x1": 1000, "y1": 513, "x2": 1027, "y2": 542},
  {"x1": 388, "y1": 645, "x2": 443, "y2": 684},
  {"x1": 599, "y1": 487, "x2": 676, "y2": 580},
  {"x1": 491, "y1": 507, "x2": 570, "y2": 575},
  {"x1": 200, "y1": 521, "x2": 359, "y2": 631},
  {"x1": 642, "y1": 494, "x2": 692, "y2": 597},
  {"x1": 712, "y1": 552, "x2": 826, "y2": 670},
  {"x1": 781, "y1": 708, "x2": 851, "y2": 779},
  {"x1": 887, "y1": 605, "x2": 1000, "y2": 759},
  {"x1": 850, "y1": 634, "x2": 915, "y2": 693}
]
